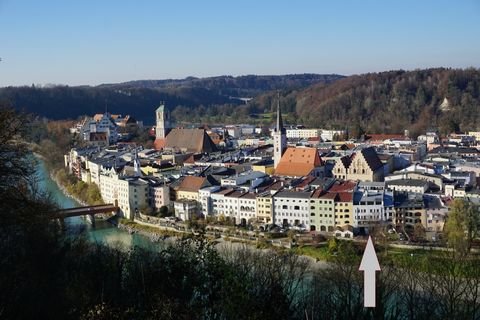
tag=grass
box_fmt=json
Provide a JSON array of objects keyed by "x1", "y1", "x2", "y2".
[{"x1": 293, "y1": 245, "x2": 330, "y2": 261}]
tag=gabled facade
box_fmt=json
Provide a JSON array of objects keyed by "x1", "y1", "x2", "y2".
[{"x1": 333, "y1": 147, "x2": 384, "y2": 182}]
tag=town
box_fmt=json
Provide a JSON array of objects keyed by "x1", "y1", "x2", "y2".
[{"x1": 64, "y1": 100, "x2": 480, "y2": 245}]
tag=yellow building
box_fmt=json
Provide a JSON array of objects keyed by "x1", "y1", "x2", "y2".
[
  {"x1": 256, "y1": 192, "x2": 274, "y2": 223},
  {"x1": 252, "y1": 160, "x2": 275, "y2": 175},
  {"x1": 176, "y1": 176, "x2": 212, "y2": 201}
]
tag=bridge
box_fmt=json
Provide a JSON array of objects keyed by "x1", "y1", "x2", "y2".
[{"x1": 52, "y1": 204, "x2": 119, "y2": 228}]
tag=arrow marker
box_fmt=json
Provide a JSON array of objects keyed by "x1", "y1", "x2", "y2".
[{"x1": 359, "y1": 236, "x2": 381, "y2": 307}]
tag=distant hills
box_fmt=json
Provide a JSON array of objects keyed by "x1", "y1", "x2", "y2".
[
  {"x1": 249, "y1": 68, "x2": 480, "y2": 137},
  {"x1": 0, "y1": 74, "x2": 343, "y2": 123},
  {"x1": 2, "y1": 69, "x2": 480, "y2": 136}
]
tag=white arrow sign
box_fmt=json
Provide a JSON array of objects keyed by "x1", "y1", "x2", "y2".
[{"x1": 359, "y1": 236, "x2": 381, "y2": 307}]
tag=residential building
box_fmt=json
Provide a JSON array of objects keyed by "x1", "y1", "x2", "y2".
[
  {"x1": 309, "y1": 189, "x2": 335, "y2": 232},
  {"x1": 174, "y1": 199, "x2": 198, "y2": 221},
  {"x1": 256, "y1": 191, "x2": 274, "y2": 224},
  {"x1": 386, "y1": 179, "x2": 429, "y2": 194},
  {"x1": 273, "y1": 191, "x2": 311, "y2": 228}
]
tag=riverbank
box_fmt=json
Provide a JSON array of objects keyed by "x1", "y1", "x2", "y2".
[{"x1": 49, "y1": 169, "x2": 88, "y2": 207}]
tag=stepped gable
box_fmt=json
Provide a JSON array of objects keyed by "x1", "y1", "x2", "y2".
[
  {"x1": 274, "y1": 147, "x2": 322, "y2": 177},
  {"x1": 359, "y1": 147, "x2": 383, "y2": 171}
]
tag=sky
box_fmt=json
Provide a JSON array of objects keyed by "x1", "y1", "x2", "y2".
[{"x1": 0, "y1": 0, "x2": 479, "y2": 87}]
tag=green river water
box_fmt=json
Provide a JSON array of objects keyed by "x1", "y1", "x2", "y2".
[{"x1": 36, "y1": 159, "x2": 155, "y2": 249}]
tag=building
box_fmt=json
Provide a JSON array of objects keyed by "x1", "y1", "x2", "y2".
[
  {"x1": 286, "y1": 128, "x2": 321, "y2": 139},
  {"x1": 256, "y1": 191, "x2": 274, "y2": 223},
  {"x1": 309, "y1": 189, "x2": 335, "y2": 232},
  {"x1": 174, "y1": 199, "x2": 198, "y2": 221},
  {"x1": 274, "y1": 147, "x2": 324, "y2": 177},
  {"x1": 333, "y1": 147, "x2": 384, "y2": 182},
  {"x1": 272, "y1": 94, "x2": 287, "y2": 168},
  {"x1": 176, "y1": 176, "x2": 213, "y2": 201},
  {"x1": 199, "y1": 186, "x2": 222, "y2": 217},
  {"x1": 353, "y1": 191, "x2": 384, "y2": 232},
  {"x1": 273, "y1": 191, "x2": 311, "y2": 229},
  {"x1": 386, "y1": 179, "x2": 429, "y2": 194},
  {"x1": 153, "y1": 104, "x2": 217, "y2": 153},
  {"x1": 155, "y1": 103, "x2": 171, "y2": 140},
  {"x1": 393, "y1": 193, "x2": 427, "y2": 232},
  {"x1": 80, "y1": 112, "x2": 118, "y2": 145}
]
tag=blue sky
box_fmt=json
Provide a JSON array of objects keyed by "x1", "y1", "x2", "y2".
[{"x1": 0, "y1": 0, "x2": 479, "y2": 86}]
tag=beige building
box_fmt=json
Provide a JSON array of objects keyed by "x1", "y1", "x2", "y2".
[
  {"x1": 175, "y1": 176, "x2": 213, "y2": 201},
  {"x1": 256, "y1": 192, "x2": 274, "y2": 223},
  {"x1": 333, "y1": 147, "x2": 384, "y2": 182}
]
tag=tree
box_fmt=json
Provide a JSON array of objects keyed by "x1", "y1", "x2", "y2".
[
  {"x1": 159, "y1": 205, "x2": 170, "y2": 217},
  {"x1": 444, "y1": 199, "x2": 480, "y2": 255},
  {"x1": 413, "y1": 223, "x2": 426, "y2": 242}
]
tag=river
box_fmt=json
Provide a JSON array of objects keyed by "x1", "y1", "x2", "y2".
[{"x1": 36, "y1": 159, "x2": 156, "y2": 249}]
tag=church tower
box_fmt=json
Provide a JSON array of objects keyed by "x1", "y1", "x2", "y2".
[
  {"x1": 156, "y1": 102, "x2": 170, "y2": 139},
  {"x1": 272, "y1": 93, "x2": 287, "y2": 168}
]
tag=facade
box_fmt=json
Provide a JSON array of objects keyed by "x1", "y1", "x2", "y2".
[
  {"x1": 199, "y1": 186, "x2": 222, "y2": 217},
  {"x1": 256, "y1": 191, "x2": 274, "y2": 223},
  {"x1": 353, "y1": 191, "x2": 384, "y2": 231},
  {"x1": 211, "y1": 188, "x2": 235, "y2": 218},
  {"x1": 309, "y1": 189, "x2": 335, "y2": 232},
  {"x1": 174, "y1": 199, "x2": 198, "y2": 221},
  {"x1": 237, "y1": 192, "x2": 257, "y2": 224},
  {"x1": 333, "y1": 147, "x2": 384, "y2": 182},
  {"x1": 81, "y1": 113, "x2": 118, "y2": 145},
  {"x1": 176, "y1": 176, "x2": 211, "y2": 201},
  {"x1": 273, "y1": 191, "x2": 311, "y2": 229},
  {"x1": 286, "y1": 128, "x2": 321, "y2": 139},
  {"x1": 386, "y1": 179, "x2": 429, "y2": 194},
  {"x1": 393, "y1": 193, "x2": 427, "y2": 231},
  {"x1": 333, "y1": 192, "x2": 354, "y2": 227}
]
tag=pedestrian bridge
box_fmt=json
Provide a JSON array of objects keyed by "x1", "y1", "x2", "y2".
[{"x1": 52, "y1": 204, "x2": 119, "y2": 219}]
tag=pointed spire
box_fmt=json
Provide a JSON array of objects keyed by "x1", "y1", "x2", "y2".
[
  {"x1": 133, "y1": 148, "x2": 142, "y2": 177},
  {"x1": 276, "y1": 91, "x2": 284, "y2": 133}
]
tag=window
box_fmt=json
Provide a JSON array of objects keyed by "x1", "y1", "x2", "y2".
[
  {"x1": 294, "y1": 205, "x2": 300, "y2": 210},
  {"x1": 282, "y1": 205, "x2": 288, "y2": 209}
]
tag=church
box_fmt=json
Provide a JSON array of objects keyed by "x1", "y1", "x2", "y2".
[{"x1": 153, "y1": 104, "x2": 217, "y2": 154}]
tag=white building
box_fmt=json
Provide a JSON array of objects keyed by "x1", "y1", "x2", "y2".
[
  {"x1": 320, "y1": 129, "x2": 345, "y2": 142},
  {"x1": 386, "y1": 179, "x2": 429, "y2": 194},
  {"x1": 81, "y1": 113, "x2": 118, "y2": 145},
  {"x1": 199, "y1": 186, "x2": 222, "y2": 217},
  {"x1": 353, "y1": 191, "x2": 385, "y2": 231},
  {"x1": 273, "y1": 191, "x2": 311, "y2": 229},
  {"x1": 174, "y1": 199, "x2": 198, "y2": 221},
  {"x1": 286, "y1": 128, "x2": 321, "y2": 139}
]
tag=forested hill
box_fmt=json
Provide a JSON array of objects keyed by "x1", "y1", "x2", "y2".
[
  {"x1": 250, "y1": 68, "x2": 480, "y2": 137},
  {"x1": 0, "y1": 74, "x2": 343, "y2": 122}
]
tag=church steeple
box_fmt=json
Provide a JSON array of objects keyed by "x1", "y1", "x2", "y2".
[
  {"x1": 276, "y1": 91, "x2": 285, "y2": 134},
  {"x1": 133, "y1": 148, "x2": 142, "y2": 177},
  {"x1": 273, "y1": 92, "x2": 287, "y2": 169}
]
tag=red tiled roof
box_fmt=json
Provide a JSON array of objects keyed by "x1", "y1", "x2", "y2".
[
  {"x1": 329, "y1": 180, "x2": 357, "y2": 192},
  {"x1": 153, "y1": 138, "x2": 166, "y2": 150},
  {"x1": 178, "y1": 176, "x2": 207, "y2": 193},
  {"x1": 275, "y1": 147, "x2": 322, "y2": 177},
  {"x1": 335, "y1": 192, "x2": 353, "y2": 202}
]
